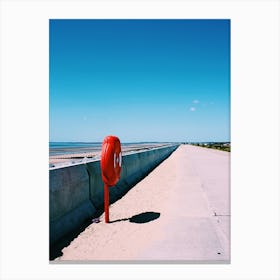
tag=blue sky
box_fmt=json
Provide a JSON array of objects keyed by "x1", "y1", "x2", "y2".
[{"x1": 49, "y1": 19, "x2": 230, "y2": 142}]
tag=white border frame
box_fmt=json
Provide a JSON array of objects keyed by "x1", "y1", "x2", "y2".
[{"x1": 1, "y1": 0, "x2": 279, "y2": 279}]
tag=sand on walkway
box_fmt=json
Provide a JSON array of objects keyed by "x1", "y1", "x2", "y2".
[{"x1": 56, "y1": 145, "x2": 230, "y2": 262}]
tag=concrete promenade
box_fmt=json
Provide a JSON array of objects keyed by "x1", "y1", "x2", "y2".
[{"x1": 57, "y1": 145, "x2": 230, "y2": 262}]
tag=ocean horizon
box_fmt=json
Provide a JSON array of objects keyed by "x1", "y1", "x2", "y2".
[{"x1": 49, "y1": 141, "x2": 175, "y2": 156}]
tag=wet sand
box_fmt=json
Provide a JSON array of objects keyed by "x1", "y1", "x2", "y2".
[
  {"x1": 55, "y1": 144, "x2": 230, "y2": 262},
  {"x1": 49, "y1": 143, "x2": 170, "y2": 166}
]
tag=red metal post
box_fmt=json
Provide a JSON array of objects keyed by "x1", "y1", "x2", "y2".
[{"x1": 104, "y1": 183, "x2": 109, "y2": 223}]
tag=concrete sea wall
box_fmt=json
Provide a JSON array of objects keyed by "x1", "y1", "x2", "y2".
[{"x1": 49, "y1": 145, "x2": 179, "y2": 245}]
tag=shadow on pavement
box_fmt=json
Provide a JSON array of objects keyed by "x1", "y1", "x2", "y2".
[{"x1": 110, "y1": 211, "x2": 160, "y2": 224}]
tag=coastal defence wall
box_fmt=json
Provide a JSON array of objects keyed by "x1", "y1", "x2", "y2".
[{"x1": 49, "y1": 145, "x2": 179, "y2": 245}]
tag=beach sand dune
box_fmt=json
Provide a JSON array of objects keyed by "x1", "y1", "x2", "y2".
[{"x1": 57, "y1": 145, "x2": 230, "y2": 262}]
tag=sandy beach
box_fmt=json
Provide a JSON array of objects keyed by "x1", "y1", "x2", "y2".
[
  {"x1": 55, "y1": 144, "x2": 230, "y2": 262},
  {"x1": 49, "y1": 143, "x2": 171, "y2": 166}
]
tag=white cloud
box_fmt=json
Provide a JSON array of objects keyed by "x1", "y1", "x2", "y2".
[
  {"x1": 192, "y1": 99, "x2": 199, "y2": 104},
  {"x1": 190, "y1": 107, "x2": 196, "y2": 111}
]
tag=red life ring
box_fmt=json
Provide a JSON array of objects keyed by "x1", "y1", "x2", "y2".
[{"x1": 100, "y1": 135, "x2": 122, "y2": 186}]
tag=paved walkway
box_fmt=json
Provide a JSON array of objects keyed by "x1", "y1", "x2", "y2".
[{"x1": 57, "y1": 145, "x2": 230, "y2": 262}]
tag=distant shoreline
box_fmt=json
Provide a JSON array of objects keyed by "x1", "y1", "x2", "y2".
[
  {"x1": 49, "y1": 142, "x2": 230, "y2": 168},
  {"x1": 49, "y1": 143, "x2": 175, "y2": 168}
]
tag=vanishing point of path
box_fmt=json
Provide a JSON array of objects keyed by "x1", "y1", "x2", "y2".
[{"x1": 56, "y1": 144, "x2": 230, "y2": 262}]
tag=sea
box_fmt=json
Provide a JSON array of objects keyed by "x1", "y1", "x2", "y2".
[{"x1": 49, "y1": 142, "x2": 169, "y2": 157}]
